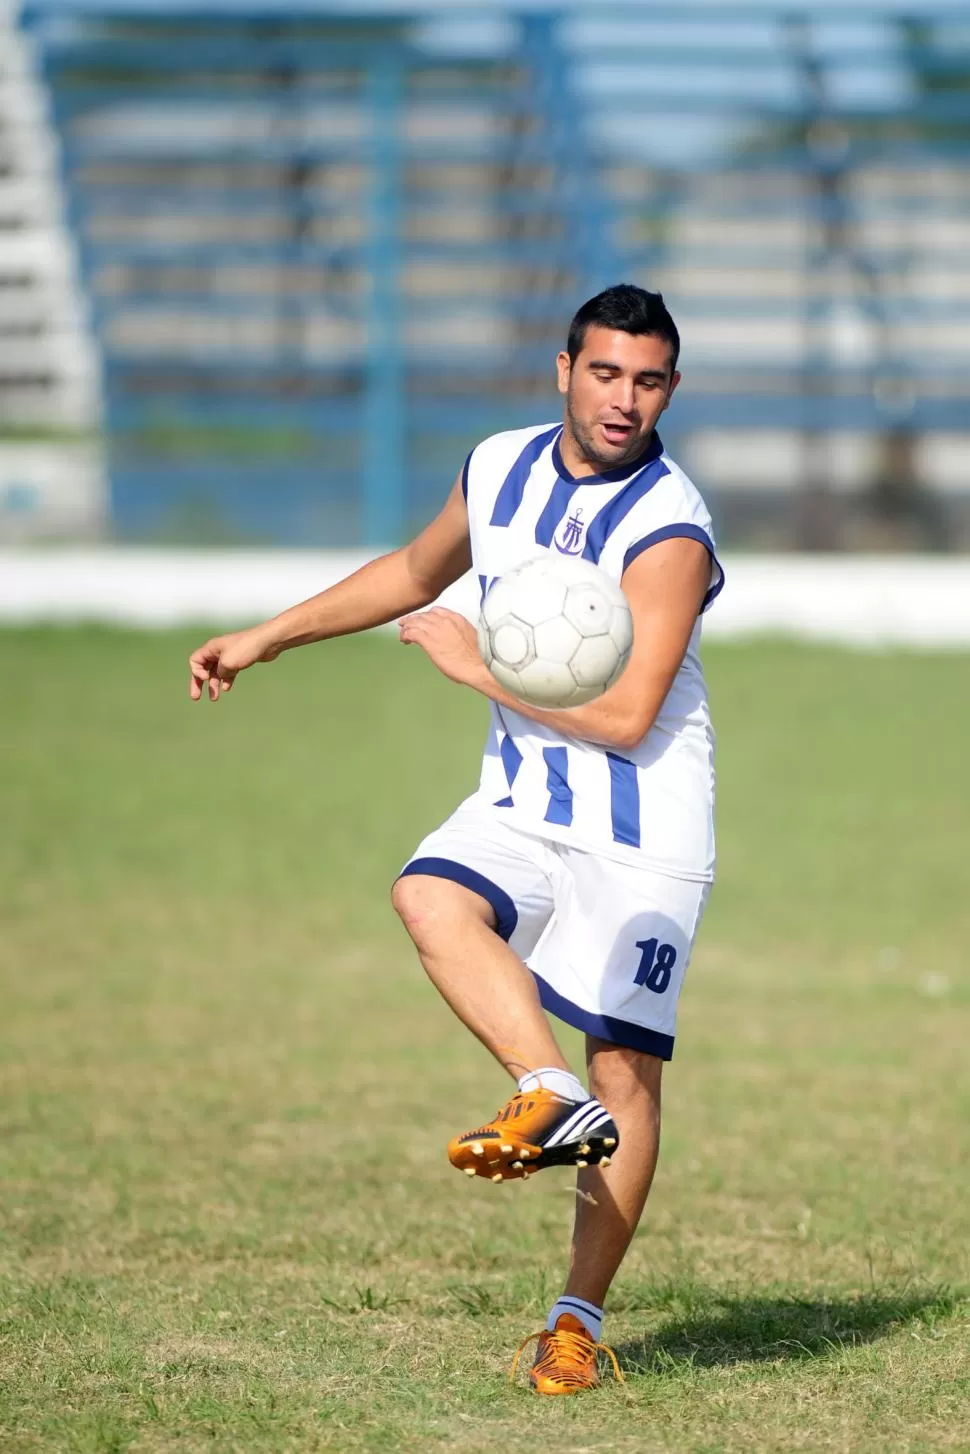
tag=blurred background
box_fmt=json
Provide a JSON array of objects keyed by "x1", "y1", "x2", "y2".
[{"x1": 1, "y1": 0, "x2": 968, "y2": 554}]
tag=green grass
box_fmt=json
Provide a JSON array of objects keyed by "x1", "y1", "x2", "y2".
[{"x1": 1, "y1": 629, "x2": 968, "y2": 1453}]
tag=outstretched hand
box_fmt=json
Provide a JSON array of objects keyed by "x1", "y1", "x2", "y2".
[
  {"x1": 398, "y1": 607, "x2": 485, "y2": 688},
  {"x1": 188, "y1": 625, "x2": 282, "y2": 701}
]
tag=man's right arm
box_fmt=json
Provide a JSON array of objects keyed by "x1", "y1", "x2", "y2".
[{"x1": 189, "y1": 474, "x2": 471, "y2": 700}]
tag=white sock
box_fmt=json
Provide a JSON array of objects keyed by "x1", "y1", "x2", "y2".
[
  {"x1": 517, "y1": 1066, "x2": 588, "y2": 1102},
  {"x1": 547, "y1": 1295, "x2": 603, "y2": 1341}
]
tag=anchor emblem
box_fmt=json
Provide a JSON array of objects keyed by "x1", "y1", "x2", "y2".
[{"x1": 555, "y1": 507, "x2": 585, "y2": 556}]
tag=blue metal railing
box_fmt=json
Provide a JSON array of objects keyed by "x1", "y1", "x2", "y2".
[{"x1": 19, "y1": 2, "x2": 970, "y2": 547}]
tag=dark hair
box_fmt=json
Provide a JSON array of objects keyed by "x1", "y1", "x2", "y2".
[{"x1": 566, "y1": 284, "x2": 680, "y2": 373}]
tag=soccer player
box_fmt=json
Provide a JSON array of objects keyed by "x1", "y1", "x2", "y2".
[{"x1": 188, "y1": 285, "x2": 722, "y2": 1395}]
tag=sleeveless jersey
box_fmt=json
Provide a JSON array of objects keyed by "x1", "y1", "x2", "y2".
[{"x1": 463, "y1": 423, "x2": 723, "y2": 882}]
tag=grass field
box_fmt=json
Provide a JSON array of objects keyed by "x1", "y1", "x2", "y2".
[{"x1": 1, "y1": 627, "x2": 968, "y2": 1453}]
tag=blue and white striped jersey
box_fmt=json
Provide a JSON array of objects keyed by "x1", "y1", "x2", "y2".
[{"x1": 463, "y1": 423, "x2": 723, "y2": 882}]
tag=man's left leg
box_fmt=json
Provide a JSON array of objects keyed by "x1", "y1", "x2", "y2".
[
  {"x1": 512, "y1": 853, "x2": 706, "y2": 1392},
  {"x1": 525, "y1": 1039, "x2": 662, "y2": 1393},
  {"x1": 563, "y1": 1037, "x2": 663, "y2": 1309}
]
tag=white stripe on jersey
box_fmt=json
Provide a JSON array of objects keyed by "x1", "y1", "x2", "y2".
[{"x1": 465, "y1": 423, "x2": 720, "y2": 882}]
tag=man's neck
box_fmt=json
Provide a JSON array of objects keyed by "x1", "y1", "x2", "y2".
[{"x1": 558, "y1": 423, "x2": 655, "y2": 480}]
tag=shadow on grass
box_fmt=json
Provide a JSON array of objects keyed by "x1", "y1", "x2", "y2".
[{"x1": 614, "y1": 1287, "x2": 960, "y2": 1374}]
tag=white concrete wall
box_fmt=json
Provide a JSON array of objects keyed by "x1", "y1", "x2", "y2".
[{"x1": 1, "y1": 549, "x2": 969, "y2": 647}]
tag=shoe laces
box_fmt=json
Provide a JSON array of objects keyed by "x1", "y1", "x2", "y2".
[{"x1": 508, "y1": 1326, "x2": 625, "y2": 1388}]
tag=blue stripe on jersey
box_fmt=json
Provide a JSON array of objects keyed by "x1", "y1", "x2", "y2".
[
  {"x1": 606, "y1": 752, "x2": 641, "y2": 848},
  {"x1": 489, "y1": 426, "x2": 561, "y2": 528},
  {"x1": 581, "y1": 459, "x2": 671, "y2": 561},
  {"x1": 542, "y1": 746, "x2": 574, "y2": 826},
  {"x1": 622, "y1": 523, "x2": 725, "y2": 612},
  {"x1": 534, "y1": 477, "x2": 583, "y2": 548},
  {"x1": 495, "y1": 730, "x2": 523, "y2": 808},
  {"x1": 582, "y1": 457, "x2": 671, "y2": 564},
  {"x1": 460, "y1": 449, "x2": 473, "y2": 501}
]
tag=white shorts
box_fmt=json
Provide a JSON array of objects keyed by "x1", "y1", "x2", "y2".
[{"x1": 398, "y1": 802, "x2": 710, "y2": 1060}]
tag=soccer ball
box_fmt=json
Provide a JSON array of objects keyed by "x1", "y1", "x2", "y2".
[{"x1": 477, "y1": 555, "x2": 633, "y2": 709}]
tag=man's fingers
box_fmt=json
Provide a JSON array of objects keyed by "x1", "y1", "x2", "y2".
[
  {"x1": 189, "y1": 658, "x2": 212, "y2": 699},
  {"x1": 189, "y1": 645, "x2": 215, "y2": 701}
]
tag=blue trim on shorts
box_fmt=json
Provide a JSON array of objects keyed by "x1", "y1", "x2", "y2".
[
  {"x1": 530, "y1": 970, "x2": 675, "y2": 1060},
  {"x1": 397, "y1": 856, "x2": 519, "y2": 943}
]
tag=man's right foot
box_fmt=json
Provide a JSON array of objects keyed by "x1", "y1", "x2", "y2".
[
  {"x1": 447, "y1": 1088, "x2": 618, "y2": 1182},
  {"x1": 509, "y1": 1313, "x2": 625, "y2": 1395}
]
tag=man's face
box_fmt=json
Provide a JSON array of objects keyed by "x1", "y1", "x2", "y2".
[{"x1": 557, "y1": 325, "x2": 680, "y2": 471}]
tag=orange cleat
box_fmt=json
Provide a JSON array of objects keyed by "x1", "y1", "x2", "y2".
[
  {"x1": 509, "y1": 1313, "x2": 625, "y2": 1395},
  {"x1": 448, "y1": 1088, "x2": 618, "y2": 1182}
]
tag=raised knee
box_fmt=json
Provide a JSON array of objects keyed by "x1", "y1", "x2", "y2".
[
  {"x1": 391, "y1": 873, "x2": 435, "y2": 934},
  {"x1": 392, "y1": 871, "x2": 494, "y2": 944}
]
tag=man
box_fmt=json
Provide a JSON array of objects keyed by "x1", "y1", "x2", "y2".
[{"x1": 189, "y1": 284, "x2": 722, "y2": 1395}]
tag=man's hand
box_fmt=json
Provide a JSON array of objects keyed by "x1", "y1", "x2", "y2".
[
  {"x1": 398, "y1": 607, "x2": 486, "y2": 688},
  {"x1": 188, "y1": 625, "x2": 283, "y2": 701},
  {"x1": 397, "y1": 538, "x2": 713, "y2": 751}
]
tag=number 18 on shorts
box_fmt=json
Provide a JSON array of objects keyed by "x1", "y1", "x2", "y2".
[{"x1": 400, "y1": 802, "x2": 710, "y2": 1061}]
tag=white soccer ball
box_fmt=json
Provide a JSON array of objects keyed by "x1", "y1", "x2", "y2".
[{"x1": 477, "y1": 555, "x2": 633, "y2": 709}]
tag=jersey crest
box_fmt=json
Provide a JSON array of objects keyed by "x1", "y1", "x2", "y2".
[{"x1": 554, "y1": 506, "x2": 586, "y2": 556}]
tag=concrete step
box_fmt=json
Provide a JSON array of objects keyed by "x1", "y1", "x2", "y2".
[
  {"x1": 0, "y1": 177, "x2": 59, "y2": 224},
  {"x1": 0, "y1": 333, "x2": 97, "y2": 377},
  {"x1": 0, "y1": 295, "x2": 88, "y2": 330},
  {"x1": 0, "y1": 379, "x2": 99, "y2": 428},
  {"x1": 0, "y1": 227, "x2": 78, "y2": 275}
]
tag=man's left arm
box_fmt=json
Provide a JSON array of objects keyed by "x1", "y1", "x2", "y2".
[{"x1": 399, "y1": 536, "x2": 712, "y2": 751}]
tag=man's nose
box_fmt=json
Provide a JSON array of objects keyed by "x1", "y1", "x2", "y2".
[{"x1": 610, "y1": 379, "x2": 636, "y2": 415}]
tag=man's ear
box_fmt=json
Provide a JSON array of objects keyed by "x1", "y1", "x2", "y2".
[
  {"x1": 556, "y1": 350, "x2": 571, "y2": 396},
  {"x1": 662, "y1": 370, "x2": 682, "y2": 411}
]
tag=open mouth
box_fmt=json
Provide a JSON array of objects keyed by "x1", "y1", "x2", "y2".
[{"x1": 599, "y1": 422, "x2": 635, "y2": 448}]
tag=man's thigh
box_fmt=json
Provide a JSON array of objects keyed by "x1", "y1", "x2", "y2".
[
  {"x1": 528, "y1": 848, "x2": 710, "y2": 1061},
  {"x1": 398, "y1": 800, "x2": 558, "y2": 962}
]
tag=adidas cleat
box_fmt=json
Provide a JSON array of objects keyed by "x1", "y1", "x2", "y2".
[{"x1": 448, "y1": 1088, "x2": 619, "y2": 1181}]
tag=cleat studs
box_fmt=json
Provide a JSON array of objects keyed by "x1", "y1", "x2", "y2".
[
  {"x1": 578, "y1": 1143, "x2": 591, "y2": 1156},
  {"x1": 576, "y1": 1159, "x2": 588, "y2": 1168},
  {"x1": 599, "y1": 1155, "x2": 612, "y2": 1167},
  {"x1": 518, "y1": 1148, "x2": 531, "y2": 1158},
  {"x1": 511, "y1": 1160, "x2": 524, "y2": 1170},
  {"x1": 499, "y1": 1143, "x2": 514, "y2": 1153},
  {"x1": 603, "y1": 1137, "x2": 617, "y2": 1148},
  {"x1": 491, "y1": 1172, "x2": 504, "y2": 1183},
  {"x1": 471, "y1": 1142, "x2": 484, "y2": 1156},
  {"x1": 464, "y1": 1167, "x2": 477, "y2": 1177}
]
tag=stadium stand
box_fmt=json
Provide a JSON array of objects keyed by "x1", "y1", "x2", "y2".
[
  {"x1": 12, "y1": 2, "x2": 970, "y2": 547},
  {"x1": 0, "y1": 0, "x2": 102, "y2": 537}
]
